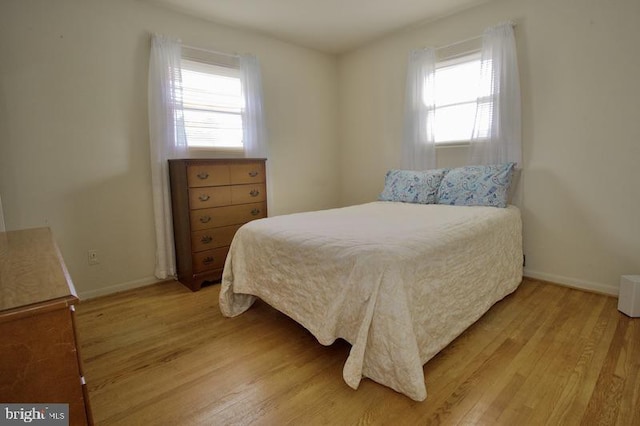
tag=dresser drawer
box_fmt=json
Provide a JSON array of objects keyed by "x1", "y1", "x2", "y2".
[
  {"x1": 189, "y1": 186, "x2": 232, "y2": 209},
  {"x1": 230, "y1": 162, "x2": 266, "y2": 184},
  {"x1": 192, "y1": 247, "x2": 229, "y2": 274},
  {"x1": 0, "y1": 306, "x2": 90, "y2": 425},
  {"x1": 187, "y1": 164, "x2": 230, "y2": 188},
  {"x1": 191, "y1": 224, "x2": 242, "y2": 252},
  {"x1": 190, "y1": 202, "x2": 267, "y2": 231},
  {"x1": 231, "y1": 183, "x2": 266, "y2": 205}
]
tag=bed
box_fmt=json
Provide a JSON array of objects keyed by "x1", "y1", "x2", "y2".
[{"x1": 219, "y1": 165, "x2": 523, "y2": 401}]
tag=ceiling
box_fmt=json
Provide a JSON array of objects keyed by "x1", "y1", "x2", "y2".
[{"x1": 144, "y1": 0, "x2": 490, "y2": 54}]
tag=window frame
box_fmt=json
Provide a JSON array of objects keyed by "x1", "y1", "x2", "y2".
[
  {"x1": 433, "y1": 51, "x2": 483, "y2": 147},
  {"x1": 180, "y1": 48, "x2": 244, "y2": 155}
]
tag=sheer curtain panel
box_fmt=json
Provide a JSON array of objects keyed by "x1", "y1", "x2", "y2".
[
  {"x1": 239, "y1": 54, "x2": 268, "y2": 158},
  {"x1": 402, "y1": 48, "x2": 437, "y2": 170},
  {"x1": 468, "y1": 22, "x2": 522, "y2": 167},
  {"x1": 148, "y1": 34, "x2": 188, "y2": 279},
  {"x1": 0, "y1": 195, "x2": 5, "y2": 231}
]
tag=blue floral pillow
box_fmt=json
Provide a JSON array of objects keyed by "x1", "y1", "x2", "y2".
[
  {"x1": 436, "y1": 163, "x2": 516, "y2": 208},
  {"x1": 379, "y1": 169, "x2": 448, "y2": 204}
]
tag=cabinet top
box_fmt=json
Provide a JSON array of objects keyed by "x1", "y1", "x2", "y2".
[
  {"x1": 0, "y1": 227, "x2": 78, "y2": 314},
  {"x1": 169, "y1": 158, "x2": 266, "y2": 164}
]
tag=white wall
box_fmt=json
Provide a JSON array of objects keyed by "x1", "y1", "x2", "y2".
[
  {"x1": 2, "y1": 0, "x2": 638, "y2": 299},
  {"x1": 338, "y1": 0, "x2": 640, "y2": 295},
  {"x1": 0, "y1": 0, "x2": 340, "y2": 298}
]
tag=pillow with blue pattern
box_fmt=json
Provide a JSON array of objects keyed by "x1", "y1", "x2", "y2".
[
  {"x1": 436, "y1": 163, "x2": 516, "y2": 208},
  {"x1": 379, "y1": 169, "x2": 448, "y2": 204}
]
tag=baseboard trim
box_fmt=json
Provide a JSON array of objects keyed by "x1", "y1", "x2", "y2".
[
  {"x1": 78, "y1": 270, "x2": 619, "y2": 300},
  {"x1": 78, "y1": 276, "x2": 174, "y2": 300},
  {"x1": 524, "y1": 269, "x2": 618, "y2": 297}
]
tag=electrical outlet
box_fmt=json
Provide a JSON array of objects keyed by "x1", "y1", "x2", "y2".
[{"x1": 88, "y1": 250, "x2": 99, "y2": 265}]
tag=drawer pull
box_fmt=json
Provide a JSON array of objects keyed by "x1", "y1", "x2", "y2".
[
  {"x1": 199, "y1": 216, "x2": 211, "y2": 224},
  {"x1": 248, "y1": 171, "x2": 259, "y2": 178},
  {"x1": 249, "y1": 189, "x2": 260, "y2": 197},
  {"x1": 251, "y1": 208, "x2": 261, "y2": 216},
  {"x1": 197, "y1": 172, "x2": 209, "y2": 180},
  {"x1": 202, "y1": 256, "x2": 214, "y2": 265},
  {"x1": 200, "y1": 235, "x2": 212, "y2": 244},
  {"x1": 198, "y1": 194, "x2": 210, "y2": 201}
]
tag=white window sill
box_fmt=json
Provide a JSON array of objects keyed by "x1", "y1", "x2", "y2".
[{"x1": 435, "y1": 140, "x2": 471, "y2": 148}]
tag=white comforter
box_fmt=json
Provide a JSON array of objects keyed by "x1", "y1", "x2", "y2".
[{"x1": 220, "y1": 202, "x2": 523, "y2": 401}]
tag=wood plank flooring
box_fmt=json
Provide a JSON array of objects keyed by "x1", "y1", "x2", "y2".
[{"x1": 75, "y1": 278, "x2": 640, "y2": 425}]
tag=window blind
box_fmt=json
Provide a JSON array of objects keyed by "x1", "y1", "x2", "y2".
[{"x1": 181, "y1": 59, "x2": 244, "y2": 149}]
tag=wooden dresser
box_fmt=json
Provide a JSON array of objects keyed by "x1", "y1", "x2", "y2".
[
  {"x1": 169, "y1": 158, "x2": 267, "y2": 291},
  {"x1": 0, "y1": 227, "x2": 92, "y2": 426}
]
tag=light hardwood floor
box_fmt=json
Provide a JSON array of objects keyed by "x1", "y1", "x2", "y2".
[{"x1": 75, "y1": 278, "x2": 640, "y2": 425}]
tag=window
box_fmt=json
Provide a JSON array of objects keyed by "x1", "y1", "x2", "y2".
[
  {"x1": 433, "y1": 52, "x2": 487, "y2": 144},
  {"x1": 180, "y1": 58, "x2": 244, "y2": 150}
]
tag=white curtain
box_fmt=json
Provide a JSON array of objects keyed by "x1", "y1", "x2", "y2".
[
  {"x1": 0, "y1": 194, "x2": 5, "y2": 232},
  {"x1": 401, "y1": 48, "x2": 437, "y2": 170},
  {"x1": 468, "y1": 22, "x2": 522, "y2": 166},
  {"x1": 239, "y1": 54, "x2": 268, "y2": 158},
  {"x1": 148, "y1": 34, "x2": 188, "y2": 279}
]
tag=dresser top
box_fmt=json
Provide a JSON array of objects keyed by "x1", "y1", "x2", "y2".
[
  {"x1": 0, "y1": 227, "x2": 78, "y2": 313},
  {"x1": 169, "y1": 158, "x2": 266, "y2": 163}
]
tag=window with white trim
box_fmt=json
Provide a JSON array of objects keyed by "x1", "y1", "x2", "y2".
[
  {"x1": 180, "y1": 58, "x2": 244, "y2": 150},
  {"x1": 434, "y1": 52, "x2": 488, "y2": 144}
]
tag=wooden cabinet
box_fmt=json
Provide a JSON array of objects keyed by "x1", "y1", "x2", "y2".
[
  {"x1": 0, "y1": 227, "x2": 93, "y2": 426},
  {"x1": 169, "y1": 158, "x2": 267, "y2": 291}
]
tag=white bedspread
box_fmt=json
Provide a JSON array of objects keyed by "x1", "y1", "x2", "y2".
[{"x1": 220, "y1": 202, "x2": 523, "y2": 401}]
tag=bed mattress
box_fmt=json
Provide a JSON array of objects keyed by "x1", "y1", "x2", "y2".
[{"x1": 220, "y1": 201, "x2": 523, "y2": 401}]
